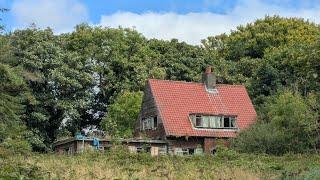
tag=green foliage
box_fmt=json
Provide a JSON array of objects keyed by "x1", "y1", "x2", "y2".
[
  {"x1": 203, "y1": 16, "x2": 320, "y2": 103},
  {"x1": 214, "y1": 145, "x2": 238, "y2": 160},
  {"x1": 1, "y1": 14, "x2": 320, "y2": 154},
  {"x1": 233, "y1": 91, "x2": 319, "y2": 155},
  {"x1": 0, "y1": 159, "x2": 47, "y2": 179},
  {"x1": 0, "y1": 62, "x2": 31, "y2": 155},
  {"x1": 0, "y1": 138, "x2": 31, "y2": 156},
  {"x1": 9, "y1": 27, "x2": 95, "y2": 151},
  {"x1": 101, "y1": 91, "x2": 143, "y2": 137},
  {"x1": 204, "y1": 16, "x2": 320, "y2": 61}
]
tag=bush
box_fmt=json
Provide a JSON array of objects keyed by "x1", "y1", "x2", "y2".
[
  {"x1": 0, "y1": 160, "x2": 47, "y2": 179},
  {"x1": 215, "y1": 145, "x2": 238, "y2": 160},
  {"x1": 0, "y1": 138, "x2": 31, "y2": 156},
  {"x1": 232, "y1": 91, "x2": 319, "y2": 155},
  {"x1": 232, "y1": 123, "x2": 292, "y2": 155}
]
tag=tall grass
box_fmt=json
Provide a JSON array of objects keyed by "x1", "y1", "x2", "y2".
[{"x1": 1, "y1": 146, "x2": 319, "y2": 179}]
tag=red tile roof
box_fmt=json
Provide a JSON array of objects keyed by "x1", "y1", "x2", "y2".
[{"x1": 148, "y1": 79, "x2": 257, "y2": 138}]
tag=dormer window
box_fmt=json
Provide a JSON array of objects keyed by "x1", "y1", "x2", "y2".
[{"x1": 189, "y1": 114, "x2": 237, "y2": 129}]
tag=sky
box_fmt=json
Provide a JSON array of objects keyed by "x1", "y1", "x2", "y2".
[{"x1": 0, "y1": 0, "x2": 319, "y2": 44}]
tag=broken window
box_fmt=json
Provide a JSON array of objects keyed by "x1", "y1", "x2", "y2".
[{"x1": 189, "y1": 114, "x2": 237, "y2": 129}]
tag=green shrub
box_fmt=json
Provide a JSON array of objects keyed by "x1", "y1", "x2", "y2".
[
  {"x1": 232, "y1": 91, "x2": 319, "y2": 155},
  {"x1": 215, "y1": 145, "x2": 238, "y2": 160},
  {"x1": 232, "y1": 123, "x2": 292, "y2": 155},
  {"x1": 0, "y1": 138, "x2": 31, "y2": 157},
  {"x1": 0, "y1": 160, "x2": 47, "y2": 179}
]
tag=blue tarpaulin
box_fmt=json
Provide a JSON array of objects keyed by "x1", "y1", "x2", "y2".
[
  {"x1": 75, "y1": 132, "x2": 86, "y2": 140},
  {"x1": 93, "y1": 137, "x2": 100, "y2": 149}
]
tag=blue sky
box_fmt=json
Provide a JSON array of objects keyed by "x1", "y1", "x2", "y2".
[{"x1": 0, "y1": 0, "x2": 319, "y2": 44}]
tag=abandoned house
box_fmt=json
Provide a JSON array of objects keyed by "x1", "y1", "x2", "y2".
[
  {"x1": 53, "y1": 67, "x2": 257, "y2": 156},
  {"x1": 134, "y1": 66, "x2": 257, "y2": 155}
]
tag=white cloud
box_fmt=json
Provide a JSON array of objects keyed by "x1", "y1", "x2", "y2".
[
  {"x1": 99, "y1": 0, "x2": 320, "y2": 45},
  {"x1": 9, "y1": 0, "x2": 320, "y2": 44},
  {"x1": 12, "y1": 0, "x2": 88, "y2": 33}
]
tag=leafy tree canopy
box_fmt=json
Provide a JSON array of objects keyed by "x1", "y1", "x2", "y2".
[{"x1": 101, "y1": 91, "x2": 143, "y2": 138}]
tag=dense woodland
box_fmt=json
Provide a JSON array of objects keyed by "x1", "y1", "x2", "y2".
[{"x1": 0, "y1": 11, "x2": 320, "y2": 155}]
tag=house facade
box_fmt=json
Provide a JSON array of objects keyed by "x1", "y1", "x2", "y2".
[{"x1": 135, "y1": 67, "x2": 257, "y2": 155}]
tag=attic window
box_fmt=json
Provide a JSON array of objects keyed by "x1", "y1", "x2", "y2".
[
  {"x1": 189, "y1": 114, "x2": 237, "y2": 129},
  {"x1": 142, "y1": 116, "x2": 158, "y2": 130}
]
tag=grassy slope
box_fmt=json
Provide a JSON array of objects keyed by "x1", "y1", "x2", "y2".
[{"x1": 1, "y1": 148, "x2": 319, "y2": 179}]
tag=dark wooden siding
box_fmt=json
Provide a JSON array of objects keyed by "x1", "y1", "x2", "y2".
[{"x1": 134, "y1": 81, "x2": 166, "y2": 139}]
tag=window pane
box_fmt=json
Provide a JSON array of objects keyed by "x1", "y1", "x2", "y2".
[
  {"x1": 143, "y1": 120, "x2": 147, "y2": 130},
  {"x1": 209, "y1": 116, "x2": 215, "y2": 128},
  {"x1": 224, "y1": 117, "x2": 230, "y2": 128},
  {"x1": 149, "y1": 118, "x2": 153, "y2": 129},
  {"x1": 153, "y1": 117, "x2": 158, "y2": 128},
  {"x1": 196, "y1": 116, "x2": 202, "y2": 127},
  {"x1": 202, "y1": 116, "x2": 209, "y2": 128},
  {"x1": 230, "y1": 117, "x2": 236, "y2": 127},
  {"x1": 216, "y1": 116, "x2": 221, "y2": 128}
]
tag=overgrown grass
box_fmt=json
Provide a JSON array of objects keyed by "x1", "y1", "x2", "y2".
[{"x1": 1, "y1": 146, "x2": 319, "y2": 179}]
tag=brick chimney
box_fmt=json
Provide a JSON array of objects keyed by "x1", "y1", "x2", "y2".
[{"x1": 202, "y1": 66, "x2": 216, "y2": 92}]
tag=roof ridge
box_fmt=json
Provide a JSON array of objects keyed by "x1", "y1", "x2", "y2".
[
  {"x1": 148, "y1": 79, "x2": 245, "y2": 87},
  {"x1": 148, "y1": 79, "x2": 201, "y2": 84}
]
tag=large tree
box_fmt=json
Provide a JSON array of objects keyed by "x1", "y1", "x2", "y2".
[
  {"x1": 202, "y1": 16, "x2": 320, "y2": 103},
  {"x1": 0, "y1": 35, "x2": 31, "y2": 154},
  {"x1": 10, "y1": 27, "x2": 94, "y2": 151}
]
